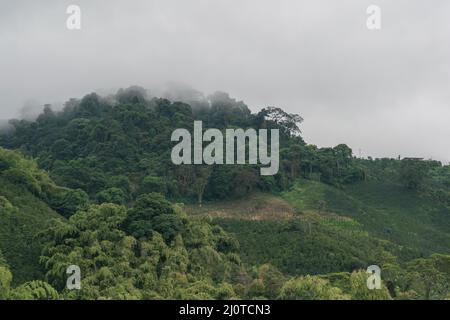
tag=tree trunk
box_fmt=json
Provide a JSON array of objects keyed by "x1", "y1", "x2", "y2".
[{"x1": 198, "y1": 192, "x2": 203, "y2": 207}]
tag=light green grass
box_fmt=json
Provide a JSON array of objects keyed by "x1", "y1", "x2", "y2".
[
  {"x1": 187, "y1": 179, "x2": 450, "y2": 276},
  {"x1": 282, "y1": 179, "x2": 450, "y2": 258}
]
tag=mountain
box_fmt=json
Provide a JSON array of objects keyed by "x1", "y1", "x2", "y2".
[{"x1": 0, "y1": 87, "x2": 449, "y2": 299}]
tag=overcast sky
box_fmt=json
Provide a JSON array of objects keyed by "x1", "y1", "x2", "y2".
[{"x1": 1, "y1": 0, "x2": 449, "y2": 162}]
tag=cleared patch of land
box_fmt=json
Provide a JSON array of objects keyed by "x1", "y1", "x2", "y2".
[{"x1": 185, "y1": 193, "x2": 298, "y2": 220}]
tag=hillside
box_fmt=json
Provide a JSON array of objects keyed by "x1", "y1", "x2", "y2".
[
  {"x1": 0, "y1": 148, "x2": 64, "y2": 284},
  {"x1": 284, "y1": 179, "x2": 450, "y2": 257},
  {"x1": 0, "y1": 88, "x2": 449, "y2": 299},
  {"x1": 187, "y1": 179, "x2": 450, "y2": 279},
  {"x1": 0, "y1": 148, "x2": 260, "y2": 299}
]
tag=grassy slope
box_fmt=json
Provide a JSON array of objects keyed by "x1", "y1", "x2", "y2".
[
  {"x1": 298, "y1": 180, "x2": 450, "y2": 255},
  {"x1": 0, "y1": 178, "x2": 62, "y2": 284},
  {"x1": 186, "y1": 179, "x2": 450, "y2": 276},
  {"x1": 0, "y1": 150, "x2": 63, "y2": 284}
]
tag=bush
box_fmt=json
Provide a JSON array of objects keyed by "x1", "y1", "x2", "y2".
[
  {"x1": 97, "y1": 187, "x2": 126, "y2": 205},
  {"x1": 0, "y1": 266, "x2": 12, "y2": 299},
  {"x1": 123, "y1": 193, "x2": 184, "y2": 242},
  {"x1": 10, "y1": 281, "x2": 59, "y2": 300},
  {"x1": 140, "y1": 176, "x2": 167, "y2": 195},
  {"x1": 278, "y1": 275, "x2": 349, "y2": 300},
  {"x1": 2, "y1": 168, "x2": 41, "y2": 195},
  {"x1": 56, "y1": 189, "x2": 89, "y2": 218}
]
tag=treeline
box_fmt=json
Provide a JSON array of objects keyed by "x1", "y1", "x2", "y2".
[
  {"x1": 0, "y1": 87, "x2": 365, "y2": 206},
  {"x1": 357, "y1": 157, "x2": 450, "y2": 206}
]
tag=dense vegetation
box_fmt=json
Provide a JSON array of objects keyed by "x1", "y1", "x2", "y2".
[
  {"x1": 0, "y1": 87, "x2": 364, "y2": 205},
  {"x1": 1, "y1": 87, "x2": 449, "y2": 299}
]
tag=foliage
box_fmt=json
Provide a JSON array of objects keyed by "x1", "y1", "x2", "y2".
[
  {"x1": 0, "y1": 148, "x2": 64, "y2": 283},
  {"x1": 1, "y1": 89, "x2": 450, "y2": 300},
  {"x1": 1, "y1": 88, "x2": 363, "y2": 205},
  {"x1": 399, "y1": 158, "x2": 430, "y2": 190},
  {"x1": 96, "y1": 187, "x2": 126, "y2": 205},
  {"x1": 349, "y1": 270, "x2": 392, "y2": 300},
  {"x1": 0, "y1": 266, "x2": 12, "y2": 299},
  {"x1": 122, "y1": 193, "x2": 184, "y2": 242},
  {"x1": 39, "y1": 199, "x2": 245, "y2": 299},
  {"x1": 10, "y1": 280, "x2": 59, "y2": 300},
  {"x1": 278, "y1": 275, "x2": 349, "y2": 300}
]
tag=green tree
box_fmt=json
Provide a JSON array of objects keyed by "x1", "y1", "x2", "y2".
[
  {"x1": 97, "y1": 187, "x2": 126, "y2": 205},
  {"x1": 193, "y1": 166, "x2": 212, "y2": 207},
  {"x1": 399, "y1": 159, "x2": 429, "y2": 190},
  {"x1": 56, "y1": 188, "x2": 89, "y2": 217},
  {"x1": 278, "y1": 275, "x2": 349, "y2": 300},
  {"x1": 10, "y1": 281, "x2": 59, "y2": 300},
  {"x1": 406, "y1": 255, "x2": 450, "y2": 300},
  {"x1": 123, "y1": 193, "x2": 184, "y2": 242},
  {"x1": 0, "y1": 266, "x2": 12, "y2": 300},
  {"x1": 349, "y1": 270, "x2": 392, "y2": 300},
  {"x1": 140, "y1": 176, "x2": 167, "y2": 195}
]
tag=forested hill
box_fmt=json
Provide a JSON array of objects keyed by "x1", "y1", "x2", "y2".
[
  {"x1": 0, "y1": 147, "x2": 252, "y2": 299},
  {"x1": 1, "y1": 87, "x2": 364, "y2": 206},
  {"x1": 1, "y1": 86, "x2": 450, "y2": 300},
  {"x1": 2, "y1": 87, "x2": 449, "y2": 207}
]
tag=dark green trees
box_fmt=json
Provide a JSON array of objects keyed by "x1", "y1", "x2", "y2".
[
  {"x1": 1, "y1": 88, "x2": 369, "y2": 206},
  {"x1": 38, "y1": 196, "x2": 245, "y2": 299},
  {"x1": 123, "y1": 193, "x2": 184, "y2": 242},
  {"x1": 399, "y1": 158, "x2": 429, "y2": 190}
]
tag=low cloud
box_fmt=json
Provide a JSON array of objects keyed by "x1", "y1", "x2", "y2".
[{"x1": 0, "y1": 0, "x2": 449, "y2": 162}]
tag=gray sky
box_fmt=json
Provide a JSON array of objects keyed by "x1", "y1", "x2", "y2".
[{"x1": 1, "y1": 0, "x2": 449, "y2": 162}]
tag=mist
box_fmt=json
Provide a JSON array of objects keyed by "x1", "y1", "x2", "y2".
[{"x1": 1, "y1": 0, "x2": 449, "y2": 162}]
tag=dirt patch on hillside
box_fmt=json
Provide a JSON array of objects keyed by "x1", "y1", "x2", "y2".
[{"x1": 185, "y1": 194, "x2": 298, "y2": 220}]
